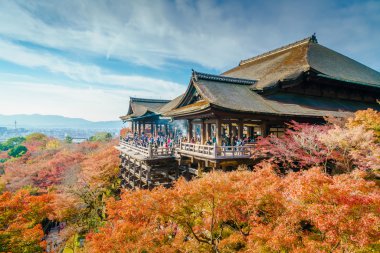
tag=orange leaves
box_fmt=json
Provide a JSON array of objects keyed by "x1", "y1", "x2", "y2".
[
  {"x1": 86, "y1": 166, "x2": 380, "y2": 252},
  {"x1": 120, "y1": 127, "x2": 131, "y2": 138},
  {"x1": 80, "y1": 140, "x2": 119, "y2": 189},
  {"x1": 0, "y1": 190, "x2": 52, "y2": 252}
]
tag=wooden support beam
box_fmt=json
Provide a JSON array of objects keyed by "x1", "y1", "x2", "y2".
[
  {"x1": 201, "y1": 119, "x2": 206, "y2": 144},
  {"x1": 197, "y1": 161, "x2": 205, "y2": 177},
  {"x1": 187, "y1": 119, "x2": 193, "y2": 141},
  {"x1": 215, "y1": 119, "x2": 222, "y2": 145},
  {"x1": 238, "y1": 120, "x2": 243, "y2": 139},
  {"x1": 261, "y1": 121, "x2": 268, "y2": 137},
  {"x1": 205, "y1": 123, "x2": 210, "y2": 141},
  {"x1": 228, "y1": 122, "x2": 233, "y2": 144}
]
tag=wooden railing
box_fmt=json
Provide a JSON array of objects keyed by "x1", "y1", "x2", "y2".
[
  {"x1": 179, "y1": 142, "x2": 255, "y2": 159},
  {"x1": 119, "y1": 140, "x2": 254, "y2": 159},
  {"x1": 119, "y1": 140, "x2": 174, "y2": 158}
]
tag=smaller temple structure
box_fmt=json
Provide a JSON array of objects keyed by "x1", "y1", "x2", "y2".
[
  {"x1": 117, "y1": 96, "x2": 187, "y2": 189},
  {"x1": 120, "y1": 97, "x2": 172, "y2": 137}
]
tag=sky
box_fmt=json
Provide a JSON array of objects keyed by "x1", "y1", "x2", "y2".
[{"x1": 0, "y1": 0, "x2": 379, "y2": 121}]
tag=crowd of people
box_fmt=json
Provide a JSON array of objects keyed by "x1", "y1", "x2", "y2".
[
  {"x1": 187, "y1": 134, "x2": 258, "y2": 146},
  {"x1": 123, "y1": 132, "x2": 176, "y2": 149},
  {"x1": 123, "y1": 131, "x2": 259, "y2": 148}
]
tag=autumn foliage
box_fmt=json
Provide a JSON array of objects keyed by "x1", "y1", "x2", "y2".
[
  {"x1": 0, "y1": 135, "x2": 120, "y2": 252},
  {"x1": 86, "y1": 166, "x2": 380, "y2": 252},
  {"x1": 0, "y1": 109, "x2": 379, "y2": 252},
  {"x1": 255, "y1": 112, "x2": 380, "y2": 174},
  {"x1": 0, "y1": 190, "x2": 52, "y2": 252}
]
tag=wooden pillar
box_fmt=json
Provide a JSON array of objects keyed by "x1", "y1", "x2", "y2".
[
  {"x1": 142, "y1": 123, "x2": 145, "y2": 134},
  {"x1": 187, "y1": 119, "x2": 192, "y2": 141},
  {"x1": 215, "y1": 119, "x2": 222, "y2": 145},
  {"x1": 207, "y1": 123, "x2": 212, "y2": 141},
  {"x1": 238, "y1": 120, "x2": 244, "y2": 139},
  {"x1": 131, "y1": 122, "x2": 135, "y2": 133},
  {"x1": 232, "y1": 124, "x2": 237, "y2": 137},
  {"x1": 138, "y1": 121, "x2": 141, "y2": 136},
  {"x1": 247, "y1": 126, "x2": 252, "y2": 138},
  {"x1": 228, "y1": 122, "x2": 233, "y2": 144},
  {"x1": 261, "y1": 121, "x2": 268, "y2": 137},
  {"x1": 151, "y1": 123, "x2": 154, "y2": 135},
  {"x1": 205, "y1": 123, "x2": 209, "y2": 141},
  {"x1": 201, "y1": 120, "x2": 206, "y2": 144},
  {"x1": 197, "y1": 160, "x2": 205, "y2": 177}
]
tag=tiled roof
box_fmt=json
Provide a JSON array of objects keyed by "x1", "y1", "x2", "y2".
[
  {"x1": 120, "y1": 97, "x2": 171, "y2": 121},
  {"x1": 164, "y1": 76, "x2": 380, "y2": 118},
  {"x1": 222, "y1": 35, "x2": 380, "y2": 90},
  {"x1": 192, "y1": 70, "x2": 256, "y2": 85}
]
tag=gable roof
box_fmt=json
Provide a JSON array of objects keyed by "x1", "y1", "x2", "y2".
[
  {"x1": 164, "y1": 70, "x2": 380, "y2": 118},
  {"x1": 222, "y1": 35, "x2": 380, "y2": 91},
  {"x1": 120, "y1": 97, "x2": 171, "y2": 121}
]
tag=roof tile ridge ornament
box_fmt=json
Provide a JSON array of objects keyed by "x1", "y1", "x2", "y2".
[
  {"x1": 192, "y1": 69, "x2": 198, "y2": 82},
  {"x1": 129, "y1": 97, "x2": 171, "y2": 103},
  {"x1": 192, "y1": 70, "x2": 256, "y2": 85},
  {"x1": 239, "y1": 34, "x2": 318, "y2": 66}
]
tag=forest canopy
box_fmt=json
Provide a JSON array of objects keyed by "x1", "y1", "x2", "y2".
[{"x1": 0, "y1": 109, "x2": 379, "y2": 252}]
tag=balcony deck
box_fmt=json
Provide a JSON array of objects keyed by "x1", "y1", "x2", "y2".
[
  {"x1": 177, "y1": 142, "x2": 255, "y2": 161},
  {"x1": 116, "y1": 140, "x2": 175, "y2": 160},
  {"x1": 116, "y1": 140, "x2": 255, "y2": 161}
]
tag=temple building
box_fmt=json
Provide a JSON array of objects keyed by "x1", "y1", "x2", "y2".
[
  {"x1": 118, "y1": 35, "x2": 380, "y2": 189},
  {"x1": 120, "y1": 97, "x2": 179, "y2": 137}
]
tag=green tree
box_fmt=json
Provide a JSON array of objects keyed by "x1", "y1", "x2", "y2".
[
  {"x1": 89, "y1": 132, "x2": 112, "y2": 142},
  {"x1": 8, "y1": 145, "x2": 27, "y2": 158},
  {"x1": 0, "y1": 137, "x2": 26, "y2": 151},
  {"x1": 65, "y1": 135, "x2": 73, "y2": 143}
]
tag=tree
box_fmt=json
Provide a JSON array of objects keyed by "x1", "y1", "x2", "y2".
[
  {"x1": 255, "y1": 111, "x2": 380, "y2": 174},
  {"x1": 0, "y1": 137, "x2": 26, "y2": 151},
  {"x1": 50, "y1": 141, "x2": 120, "y2": 244},
  {"x1": 24, "y1": 133, "x2": 49, "y2": 152},
  {"x1": 85, "y1": 166, "x2": 380, "y2": 252},
  {"x1": 89, "y1": 132, "x2": 113, "y2": 142},
  {"x1": 0, "y1": 190, "x2": 52, "y2": 252},
  {"x1": 119, "y1": 127, "x2": 131, "y2": 139},
  {"x1": 347, "y1": 108, "x2": 380, "y2": 141},
  {"x1": 7, "y1": 145, "x2": 27, "y2": 158},
  {"x1": 65, "y1": 135, "x2": 73, "y2": 143}
]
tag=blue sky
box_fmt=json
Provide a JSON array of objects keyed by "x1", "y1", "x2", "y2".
[{"x1": 0, "y1": 0, "x2": 379, "y2": 121}]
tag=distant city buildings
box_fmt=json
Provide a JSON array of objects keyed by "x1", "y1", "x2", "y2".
[{"x1": 0, "y1": 127, "x2": 119, "y2": 142}]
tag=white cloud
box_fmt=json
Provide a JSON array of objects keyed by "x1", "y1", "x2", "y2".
[
  {"x1": 0, "y1": 0, "x2": 379, "y2": 122},
  {"x1": 0, "y1": 78, "x2": 174, "y2": 121},
  {"x1": 0, "y1": 39, "x2": 184, "y2": 98},
  {"x1": 0, "y1": 0, "x2": 379, "y2": 71}
]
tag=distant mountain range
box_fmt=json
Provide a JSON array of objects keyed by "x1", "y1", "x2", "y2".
[{"x1": 0, "y1": 114, "x2": 124, "y2": 129}]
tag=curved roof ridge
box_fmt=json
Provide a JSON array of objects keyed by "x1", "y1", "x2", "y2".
[
  {"x1": 192, "y1": 70, "x2": 256, "y2": 85},
  {"x1": 130, "y1": 97, "x2": 171, "y2": 103},
  {"x1": 239, "y1": 36, "x2": 316, "y2": 66}
]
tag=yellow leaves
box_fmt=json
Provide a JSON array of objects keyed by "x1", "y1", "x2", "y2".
[
  {"x1": 46, "y1": 139, "x2": 61, "y2": 150},
  {"x1": 347, "y1": 108, "x2": 380, "y2": 141}
]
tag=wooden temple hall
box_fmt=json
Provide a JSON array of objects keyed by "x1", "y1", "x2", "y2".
[{"x1": 117, "y1": 35, "x2": 380, "y2": 189}]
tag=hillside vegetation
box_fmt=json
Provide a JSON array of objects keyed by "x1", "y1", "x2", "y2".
[{"x1": 0, "y1": 109, "x2": 379, "y2": 252}]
